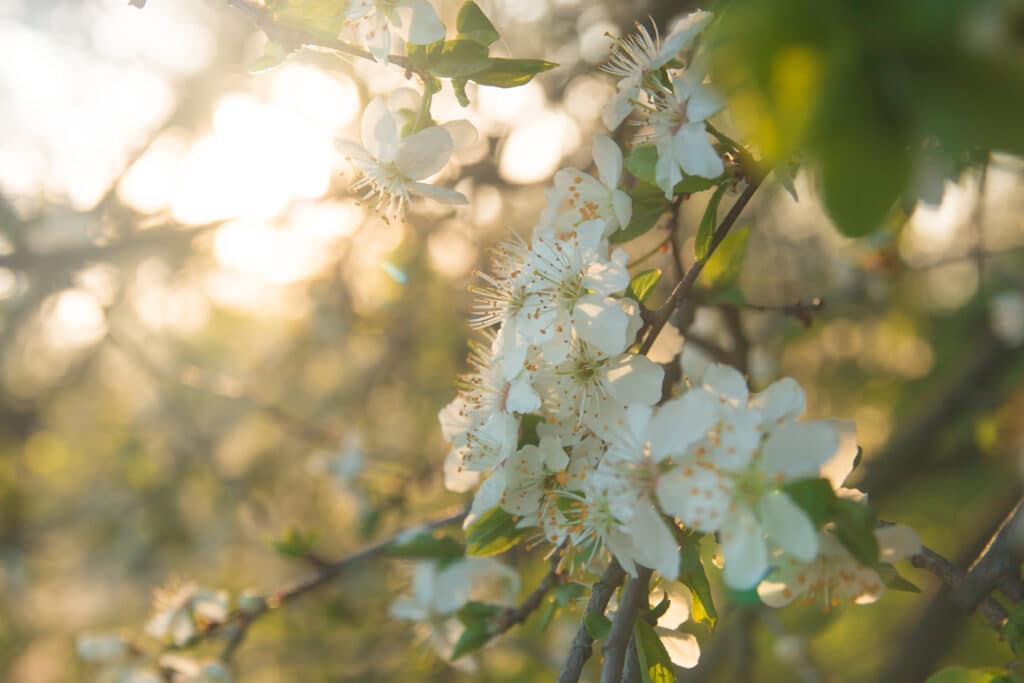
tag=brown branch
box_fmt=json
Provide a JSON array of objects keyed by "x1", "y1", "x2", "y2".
[
  {"x1": 557, "y1": 560, "x2": 626, "y2": 683},
  {"x1": 184, "y1": 506, "x2": 469, "y2": 660},
  {"x1": 638, "y1": 174, "x2": 765, "y2": 356},
  {"x1": 225, "y1": 0, "x2": 428, "y2": 79},
  {"x1": 493, "y1": 549, "x2": 565, "y2": 634},
  {"x1": 955, "y1": 498, "x2": 1024, "y2": 610},
  {"x1": 719, "y1": 297, "x2": 824, "y2": 328},
  {"x1": 910, "y1": 545, "x2": 1007, "y2": 630},
  {"x1": 601, "y1": 567, "x2": 653, "y2": 683}
]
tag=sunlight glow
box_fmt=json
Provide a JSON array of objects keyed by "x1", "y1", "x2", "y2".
[
  {"x1": 41, "y1": 289, "x2": 107, "y2": 350},
  {"x1": 499, "y1": 110, "x2": 579, "y2": 184}
]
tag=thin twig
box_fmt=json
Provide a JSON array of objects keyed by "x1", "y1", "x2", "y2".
[
  {"x1": 719, "y1": 297, "x2": 825, "y2": 328},
  {"x1": 910, "y1": 545, "x2": 1008, "y2": 629},
  {"x1": 557, "y1": 560, "x2": 626, "y2": 683},
  {"x1": 493, "y1": 549, "x2": 565, "y2": 634},
  {"x1": 601, "y1": 567, "x2": 653, "y2": 683},
  {"x1": 638, "y1": 174, "x2": 765, "y2": 355},
  {"x1": 955, "y1": 498, "x2": 1024, "y2": 609}
]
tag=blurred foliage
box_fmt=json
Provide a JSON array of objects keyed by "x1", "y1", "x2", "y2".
[{"x1": 0, "y1": 0, "x2": 1021, "y2": 682}]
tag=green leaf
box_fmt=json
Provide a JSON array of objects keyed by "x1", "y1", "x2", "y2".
[
  {"x1": 552, "y1": 581, "x2": 588, "y2": 607},
  {"x1": 694, "y1": 183, "x2": 730, "y2": 261},
  {"x1": 249, "y1": 41, "x2": 291, "y2": 72},
  {"x1": 426, "y1": 40, "x2": 493, "y2": 78},
  {"x1": 270, "y1": 527, "x2": 318, "y2": 558},
  {"x1": 609, "y1": 183, "x2": 668, "y2": 244},
  {"x1": 1004, "y1": 603, "x2": 1024, "y2": 656},
  {"x1": 452, "y1": 78, "x2": 471, "y2": 107},
  {"x1": 518, "y1": 413, "x2": 543, "y2": 448},
  {"x1": 583, "y1": 612, "x2": 612, "y2": 640},
  {"x1": 678, "y1": 533, "x2": 717, "y2": 629},
  {"x1": 699, "y1": 225, "x2": 750, "y2": 290},
  {"x1": 456, "y1": 1, "x2": 499, "y2": 46},
  {"x1": 465, "y1": 507, "x2": 526, "y2": 556},
  {"x1": 451, "y1": 623, "x2": 493, "y2": 659},
  {"x1": 388, "y1": 532, "x2": 465, "y2": 562},
  {"x1": 470, "y1": 58, "x2": 558, "y2": 87},
  {"x1": 628, "y1": 269, "x2": 662, "y2": 304},
  {"x1": 782, "y1": 478, "x2": 837, "y2": 528},
  {"x1": 875, "y1": 563, "x2": 921, "y2": 594},
  {"x1": 624, "y1": 144, "x2": 720, "y2": 194},
  {"x1": 268, "y1": 0, "x2": 347, "y2": 36},
  {"x1": 457, "y1": 600, "x2": 503, "y2": 624},
  {"x1": 832, "y1": 498, "x2": 880, "y2": 566},
  {"x1": 926, "y1": 667, "x2": 1011, "y2": 683},
  {"x1": 634, "y1": 619, "x2": 676, "y2": 683}
]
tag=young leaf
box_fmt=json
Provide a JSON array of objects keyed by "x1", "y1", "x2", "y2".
[
  {"x1": 456, "y1": 1, "x2": 499, "y2": 46},
  {"x1": 925, "y1": 668, "x2": 1012, "y2": 683},
  {"x1": 678, "y1": 534, "x2": 717, "y2": 629},
  {"x1": 609, "y1": 183, "x2": 668, "y2": 244},
  {"x1": 270, "y1": 527, "x2": 319, "y2": 558},
  {"x1": 627, "y1": 269, "x2": 662, "y2": 304},
  {"x1": 699, "y1": 225, "x2": 750, "y2": 290},
  {"x1": 832, "y1": 498, "x2": 880, "y2": 566},
  {"x1": 388, "y1": 532, "x2": 465, "y2": 561},
  {"x1": 451, "y1": 623, "x2": 493, "y2": 659},
  {"x1": 470, "y1": 58, "x2": 558, "y2": 87},
  {"x1": 634, "y1": 619, "x2": 676, "y2": 683},
  {"x1": 465, "y1": 507, "x2": 526, "y2": 556},
  {"x1": 249, "y1": 41, "x2": 291, "y2": 73},
  {"x1": 875, "y1": 563, "x2": 921, "y2": 593},
  {"x1": 781, "y1": 478, "x2": 837, "y2": 528},
  {"x1": 694, "y1": 183, "x2": 730, "y2": 261},
  {"x1": 583, "y1": 612, "x2": 612, "y2": 640},
  {"x1": 427, "y1": 40, "x2": 492, "y2": 78}
]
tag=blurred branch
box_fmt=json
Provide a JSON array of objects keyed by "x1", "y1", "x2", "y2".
[
  {"x1": 224, "y1": 0, "x2": 429, "y2": 79},
  {"x1": 493, "y1": 549, "x2": 565, "y2": 635},
  {"x1": 214, "y1": 505, "x2": 469, "y2": 661},
  {"x1": 911, "y1": 545, "x2": 1008, "y2": 629},
  {"x1": 557, "y1": 560, "x2": 626, "y2": 683},
  {"x1": 718, "y1": 297, "x2": 825, "y2": 328},
  {"x1": 954, "y1": 497, "x2": 1024, "y2": 610},
  {"x1": 601, "y1": 567, "x2": 653, "y2": 683}
]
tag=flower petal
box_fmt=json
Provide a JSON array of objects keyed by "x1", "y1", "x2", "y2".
[
  {"x1": 751, "y1": 377, "x2": 806, "y2": 424},
  {"x1": 396, "y1": 126, "x2": 454, "y2": 179},
  {"x1": 409, "y1": 181, "x2": 468, "y2": 204},
  {"x1": 674, "y1": 123, "x2": 723, "y2": 178},
  {"x1": 606, "y1": 354, "x2": 664, "y2": 406},
  {"x1": 593, "y1": 134, "x2": 623, "y2": 188},
  {"x1": 759, "y1": 490, "x2": 818, "y2": 562},
  {"x1": 443, "y1": 119, "x2": 479, "y2": 150},
  {"x1": 760, "y1": 420, "x2": 839, "y2": 482},
  {"x1": 648, "y1": 389, "x2": 717, "y2": 460},
  {"x1": 721, "y1": 507, "x2": 769, "y2": 589},
  {"x1": 657, "y1": 629, "x2": 701, "y2": 668},
  {"x1": 361, "y1": 96, "x2": 398, "y2": 160},
  {"x1": 407, "y1": 0, "x2": 445, "y2": 44}
]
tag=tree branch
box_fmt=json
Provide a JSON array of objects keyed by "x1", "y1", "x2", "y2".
[
  {"x1": 557, "y1": 560, "x2": 626, "y2": 683},
  {"x1": 954, "y1": 497, "x2": 1024, "y2": 610},
  {"x1": 910, "y1": 545, "x2": 1008, "y2": 630},
  {"x1": 601, "y1": 567, "x2": 653, "y2": 683},
  {"x1": 493, "y1": 549, "x2": 565, "y2": 634}
]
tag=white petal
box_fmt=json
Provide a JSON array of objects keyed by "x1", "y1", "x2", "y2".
[
  {"x1": 751, "y1": 377, "x2": 806, "y2": 424},
  {"x1": 650, "y1": 9, "x2": 713, "y2": 69},
  {"x1": 361, "y1": 96, "x2": 398, "y2": 160},
  {"x1": 877, "y1": 525, "x2": 922, "y2": 563},
  {"x1": 648, "y1": 390, "x2": 717, "y2": 460},
  {"x1": 395, "y1": 126, "x2": 454, "y2": 179},
  {"x1": 506, "y1": 374, "x2": 541, "y2": 414},
  {"x1": 409, "y1": 182, "x2": 468, "y2": 204},
  {"x1": 721, "y1": 507, "x2": 769, "y2": 589},
  {"x1": 631, "y1": 504, "x2": 680, "y2": 579},
  {"x1": 444, "y1": 448, "x2": 480, "y2": 493},
  {"x1": 657, "y1": 583, "x2": 692, "y2": 629},
  {"x1": 606, "y1": 354, "x2": 664, "y2": 406},
  {"x1": 702, "y1": 363, "x2": 748, "y2": 404},
  {"x1": 680, "y1": 343, "x2": 710, "y2": 384},
  {"x1": 655, "y1": 146, "x2": 683, "y2": 199},
  {"x1": 602, "y1": 87, "x2": 635, "y2": 130},
  {"x1": 612, "y1": 189, "x2": 632, "y2": 231},
  {"x1": 583, "y1": 255, "x2": 630, "y2": 295},
  {"x1": 819, "y1": 419, "x2": 859, "y2": 488},
  {"x1": 657, "y1": 629, "x2": 701, "y2": 668},
  {"x1": 592, "y1": 134, "x2": 623, "y2": 188},
  {"x1": 684, "y1": 82, "x2": 725, "y2": 122},
  {"x1": 656, "y1": 460, "x2": 731, "y2": 532},
  {"x1": 760, "y1": 421, "x2": 839, "y2": 482},
  {"x1": 470, "y1": 468, "x2": 506, "y2": 517},
  {"x1": 388, "y1": 87, "x2": 422, "y2": 115},
  {"x1": 575, "y1": 295, "x2": 630, "y2": 356},
  {"x1": 759, "y1": 491, "x2": 818, "y2": 562},
  {"x1": 443, "y1": 119, "x2": 478, "y2": 150},
  {"x1": 407, "y1": 0, "x2": 445, "y2": 44},
  {"x1": 675, "y1": 123, "x2": 724, "y2": 178},
  {"x1": 646, "y1": 319, "x2": 684, "y2": 364}
]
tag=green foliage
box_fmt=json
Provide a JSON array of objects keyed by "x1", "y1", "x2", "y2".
[
  {"x1": 411, "y1": 39, "x2": 492, "y2": 78},
  {"x1": 518, "y1": 413, "x2": 543, "y2": 447},
  {"x1": 1004, "y1": 603, "x2": 1024, "y2": 657},
  {"x1": 609, "y1": 183, "x2": 668, "y2": 244},
  {"x1": 709, "y1": 0, "x2": 1024, "y2": 237},
  {"x1": 248, "y1": 41, "x2": 291, "y2": 72},
  {"x1": 782, "y1": 478, "x2": 881, "y2": 565},
  {"x1": 270, "y1": 527, "x2": 319, "y2": 558},
  {"x1": 634, "y1": 619, "x2": 676, "y2": 683},
  {"x1": 695, "y1": 183, "x2": 730, "y2": 261},
  {"x1": 465, "y1": 506, "x2": 526, "y2": 556},
  {"x1": 677, "y1": 533, "x2": 717, "y2": 629},
  {"x1": 387, "y1": 532, "x2": 465, "y2": 562},
  {"x1": 266, "y1": 0, "x2": 347, "y2": 36},
  {"x1": 469, "y1": 58, "x2": 558, "y2": 87},
  {"x1": 627, "y1": 269, "x2": 663, "y2": 304},
  {"x1": 926, "y1": 667, "x2": 1013, "y2": 683},
  {"x1": 456, "y1": 1, "x2": 500, "y2": 46},
  {"x1": 451, "y1": 601, "x2": 503, "y2": 659},
  {"x1": 583, "y1": 612, "x2": 612, "y2": 640},
  {"x1": 699, "y1": 225, "x2": 749, "y2": 290},
  {"x1": 874, "y1": 563, "x2": 922, "y2": 594}
]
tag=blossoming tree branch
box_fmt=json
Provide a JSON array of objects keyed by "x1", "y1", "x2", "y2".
[{"x1": 77, "y1": 1, "x2": 1024, "y2": 682}]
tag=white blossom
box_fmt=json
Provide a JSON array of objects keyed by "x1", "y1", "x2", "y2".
[
  {"x1": 145, "y1": 583, "x2": 228, "y2": 647},
  {"x1": 539, "y1": 135, "x2": 632, "y2": 238},
  {"x1": 650, "y1": 69, "x2": 725, "y2": 197},
  {"x1": 345, "y1": 0, "x2": 445, "y2": 62}
]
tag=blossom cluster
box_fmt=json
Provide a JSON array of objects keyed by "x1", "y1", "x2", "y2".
[{"x1": 427, "y1": 10, "x2": 921, "y2": 665}]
